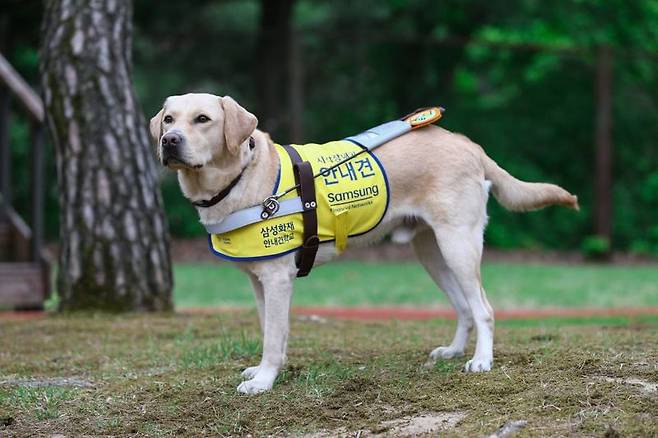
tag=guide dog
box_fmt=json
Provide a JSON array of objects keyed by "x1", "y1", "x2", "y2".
[{"x1": 150, "y1": 93, "x2": 578, "y2": 394}]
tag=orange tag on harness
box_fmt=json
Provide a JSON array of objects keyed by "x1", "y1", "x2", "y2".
[{"x1": 404, "y1": 107, "x2": 444, "y2": 128}]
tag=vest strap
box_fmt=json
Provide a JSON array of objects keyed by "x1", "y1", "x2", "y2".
[
  {"x1": 283, "y1": 145, "x2": 319, "y2": 277},
  {"x1": 203, "y1": 197, "x2": 304, "y2": 234},
  {"x1": 344, "y1": 120, "x2": 411, "y2": 151}
]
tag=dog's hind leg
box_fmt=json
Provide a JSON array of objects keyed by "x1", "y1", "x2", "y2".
[
  {"x1": 241, "y1": 273, "x2": 266, "y2": 380},
  {"x1": 432, "y1": 223, "x2": 494, "y2": 372},
  {"x1": 412, "y1": 229, "x2": 473, "y2": 365},
  {"x1": 237, "y1": 267, "x2": 295, "y2": 394}
]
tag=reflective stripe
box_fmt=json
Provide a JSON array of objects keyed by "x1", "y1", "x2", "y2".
[
  {"x1": 344, "y1": 120, "x2": 411, "y2": 150},
  {"x1": 203, "y1": 197, "x2": 304, "y2": 234}
]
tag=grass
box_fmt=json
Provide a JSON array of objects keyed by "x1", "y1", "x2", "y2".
[
  {"x1": 4, "y1": 260, "x2": 657, "y2": 434},
  {"x1": 173, "y1": 260, "x2": 658, "y2": 309},
  {"x1": 178, "y1": 330, "x2": 261, "y2": 369},
  {"x1": 0, "y1": 387, "x2": 75, "y2": 420},
  {"x1": 1, "y1": 313, "x2": 657, "y2": 436}
]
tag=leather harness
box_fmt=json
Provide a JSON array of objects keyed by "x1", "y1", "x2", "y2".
[{"x1": 282, "y1": 145, "x2": 320, "y2": 277}]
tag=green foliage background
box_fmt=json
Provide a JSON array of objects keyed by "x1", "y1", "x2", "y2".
[{"x1": 4, "y1": 0, "x2": 658, "y2": 251}]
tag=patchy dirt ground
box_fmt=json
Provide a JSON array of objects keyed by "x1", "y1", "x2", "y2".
[{"x1": 1, "y1": 313, "x2": 657, "y2": 437}]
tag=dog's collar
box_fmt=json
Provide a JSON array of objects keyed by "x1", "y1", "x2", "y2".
[{"x1": 192, "y1": 137, "x2": 255, "y2": 208}]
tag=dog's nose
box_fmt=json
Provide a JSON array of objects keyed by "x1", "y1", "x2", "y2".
[{"x1": 161, "y1": 132, "x2": 182, "y2": 151}]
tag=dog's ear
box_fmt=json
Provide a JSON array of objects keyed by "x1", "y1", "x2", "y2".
[
  {"x1": 221, "y1": 96, "x2": 258, "y2": 155},
  {"x1": 149, "y1": 107, "x2": 164, "y2": 146}
]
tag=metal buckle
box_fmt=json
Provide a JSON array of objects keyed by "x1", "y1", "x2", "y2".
[
  {"x1": 303, "y1": 235, "x2": 320, "y2": 249},
  {"x1": 261, "y1": 196, "x2": 280, "y2": 220}
]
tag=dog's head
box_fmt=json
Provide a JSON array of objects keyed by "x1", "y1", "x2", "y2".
[{"x1": 149, "y1": 93, "x2": 258, "y2": 171}]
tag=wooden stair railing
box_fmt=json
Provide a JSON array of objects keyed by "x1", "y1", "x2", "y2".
[{"x1": 0, "y1": 52, "x2": 51, "y2": 310}]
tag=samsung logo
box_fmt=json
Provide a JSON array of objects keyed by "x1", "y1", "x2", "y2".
[{"x1": 328, "y1": 185, "x2": 380, "y2": 204}]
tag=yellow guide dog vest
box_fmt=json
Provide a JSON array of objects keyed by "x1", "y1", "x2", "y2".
[
  {"x1": 203, "y1": 108, "x2": 444, "y2": 271},
  {"x1": 209, "y1": 140, "x2": 389, "y2": 261}
]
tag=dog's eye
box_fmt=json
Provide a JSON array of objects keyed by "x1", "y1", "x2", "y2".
[
  {"x1": 163, "y1": 115, "x2": 173, "y2": 124},
  {"x1": 195, "y1": 115, "x2": 210, "y2": 123}
]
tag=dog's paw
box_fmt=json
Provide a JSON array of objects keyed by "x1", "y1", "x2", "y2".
[
  {"x1": 241, "y1": 365, "x2": 260, "y2": 380},
  {"x1": 237, "y1": 366, "x2": 278, "y2": 395},
  {"x1": 463, "y1": 357, "x2": 493, "y2": 373},
  {"x1": 430, "y1": 346, "x2": 465, "y2": 360},
  {"x1": 237, "y1": 378, "x2": 272, "y2": 395}
]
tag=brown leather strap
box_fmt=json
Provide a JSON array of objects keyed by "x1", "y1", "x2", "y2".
[{"x1": 282, "y1": 145, "x2": 319, "y2": 277}]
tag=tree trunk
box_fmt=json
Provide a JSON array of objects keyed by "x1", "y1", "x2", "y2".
[
  {"x1": 40, "y1": 0, "x2": 172, "y2": 311},
  {"x1": 288, "y1": 28, "x2": 304, "y2": 143},
  {"x1": 594, "y1": 46, "x2": 613, "y2": 256},
  {"x1": 256, "y1": 0, "x2": 295, "y2": 140}
]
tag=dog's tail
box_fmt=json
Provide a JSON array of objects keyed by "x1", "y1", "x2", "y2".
[{"x1": 479, "y1": 149, "x2": 579, "y2": 212}]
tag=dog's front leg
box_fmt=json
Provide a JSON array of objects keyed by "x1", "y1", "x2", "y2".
[
  {"x1": 237, "y1": 268, "x2": 294, "y2": 395},
  {"x1": 241, "y1": 273, "x2": 266, "y2": 380}
]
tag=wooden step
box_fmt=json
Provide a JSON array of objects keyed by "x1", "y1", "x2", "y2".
[
  {"x1": 0, "y1": 208, "x2": 32, "y2": 262},
  {"x1": 0, "y1": 262, "x2": 49, "y2": 310}
]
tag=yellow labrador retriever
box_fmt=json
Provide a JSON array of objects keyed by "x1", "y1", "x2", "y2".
[{"x1": 150, "y1": 93, "x2": 578, "y2": 394}]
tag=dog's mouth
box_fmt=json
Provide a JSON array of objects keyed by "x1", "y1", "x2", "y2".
[{"x1": 162, "y1": 156, "x2": 203, "y2": 170}]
